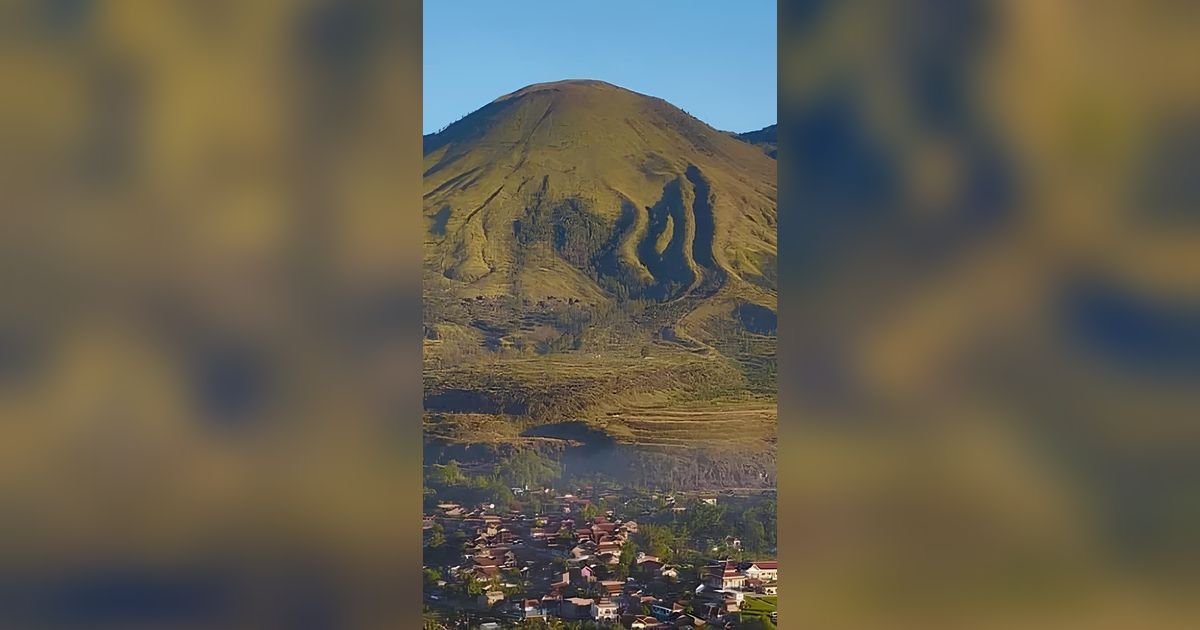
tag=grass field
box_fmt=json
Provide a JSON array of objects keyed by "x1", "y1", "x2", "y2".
[{"x1": 741, "y1": 595, "x2": 778, "y2": 621}]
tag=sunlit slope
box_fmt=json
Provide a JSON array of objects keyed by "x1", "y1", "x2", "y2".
[
  {"x1": 423, "y1": 80, "x2": 776, "y2": 469},
  {"x1": 423, "y1": 80, "x2": 776, "y2": 305}
]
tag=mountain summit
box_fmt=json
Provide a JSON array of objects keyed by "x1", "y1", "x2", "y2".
[{"x1": 424, "y1": 79, "x2": 776, "y2": 304}]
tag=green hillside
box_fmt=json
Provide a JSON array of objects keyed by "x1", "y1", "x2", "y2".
[{"x1": 423, "y1": 80, "x2": 776, "y2": 483}]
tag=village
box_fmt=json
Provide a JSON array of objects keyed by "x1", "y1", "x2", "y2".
[{"x1": 423, "y1": 483, "x2": 778, "y2": 629}]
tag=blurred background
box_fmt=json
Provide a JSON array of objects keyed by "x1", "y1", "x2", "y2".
[
  {"x1": 1, "y1": 0, "x2": 422, "y2": 628},
  {"x1": 779, "y1": 1, "x2": 1200, "y2": 628},
  {"x1": 3, "y1": 0, "x2": 1198, "y2": 628}
]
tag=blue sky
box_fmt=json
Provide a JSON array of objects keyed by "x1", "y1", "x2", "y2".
[{"x1": 424, "y1": 1, "x2": 776, "y2": 134}]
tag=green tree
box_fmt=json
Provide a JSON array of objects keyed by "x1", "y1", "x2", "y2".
[
  {"x1": 636, "y1": 524, "x2": 676, "y2": 562},
  {"x1": 742, "y1": 616, "x2": 777, "y2": 629},
  {"x1": 422, "y1": 567, "x2": 441, "y2": 589},
  {"x1": 496, "y1": 450, "x2": 561, "y2": 489},
  {"x1": 742, "y1": 512, "x2": 765, "y2": 553},
  {"x1": 684, "y1": 501, "x2": 726, "y2": 540},
  {"x1": 617, "y1": 539, "x2": 638, "y2": 579},
  {"x1": 429, "y1": 460, "x2": 465, "y2": 486},
  {"x1": 427, "y1": 522, "x2": 445, "y2": 548},
  {"x1": 462, "y1": 573, "x2": 483, "y2": 598}
]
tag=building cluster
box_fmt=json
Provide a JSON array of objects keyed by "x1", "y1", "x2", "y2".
[{"x1": 425, "y1": 492, "x2": 777, "y2": 628}]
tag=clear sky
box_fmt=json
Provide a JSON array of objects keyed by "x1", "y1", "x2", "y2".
[{"x1": 424, "y1": 1, "x2": 776, "y2": 134}]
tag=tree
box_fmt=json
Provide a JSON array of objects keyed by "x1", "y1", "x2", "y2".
[
  {"x1": 427, "y1": 522, "x2": 445, "y2": 548},
  {"x1": 461, "y1": 573, "x2": 483, "y2": 598},
  {"x1": 422, "y1": 567, "x2": 441, "y2": 589},
  {"x1": 742, "y1": 512, "x2": 765, "y2": 553},
  {"x1": 683, "y1": 500, "x2": 725, "y2": 540},
  {"x1": 742, "y1": 616, "x2": 777, "y2": 629},
  {"x1": 429, "y1": 460, "x2": 465, "y2": 486},
  {"x1": 636, "y1": 524, "x2": 675, "y2": 562},
  {"x1": 496, "y1": 450, "x2": 560, "y2": 489},
  {"x1": 617, "y1": 539, "x2": 638, "y2": 579}
]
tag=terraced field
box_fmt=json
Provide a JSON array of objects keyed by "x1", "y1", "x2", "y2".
[{"x1": 601, "y1": 404, "x2": 776, "y2": 450}]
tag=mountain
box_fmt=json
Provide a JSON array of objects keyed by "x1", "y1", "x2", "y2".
[
  {"x1": 423, "y1": 80, "x2": 776, "y2": 487},
  {"x1": 737, "y1": 124, "x2": 777, "y2": 158},
  {"x1": 424, "y1": 80, "x2": 776, "y2": 301}
]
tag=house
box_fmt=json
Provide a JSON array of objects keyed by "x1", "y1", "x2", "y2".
[
  {"x1": 477, "y1": 590, "x2": 504, "y2": 607},
  {"x1": 551, "y1": 570, "x2": 570, "y2": 588},
  {"x1": 540, "y1": 592, "x2": 562, "y2": 615},
  {"x1": 472, "y1": 555, "x2": 498, "y2": 567},
  {"x1": 561, "y1": 597, "x2": 594, "y2": 620},
  {"x1": 652, "y1": 601, "x2": 686, "y2": 621},
  {"x1": 597, "y1": 537, "x2": 621, "y2": 553},
  {"x1": 591, "y1": 598, "x2": 618, "y2": 621},
  {"x1": 471, "y1": 564, "x2": 500, "y2": 581},
  {"x1": 518, "y1": 598, "x2": 545, "y2": 619},
  {"x1": 705, "y1": 562, "x2": 746, "y2": 590},
  {"x1": 599, "y1": 580, "x2": 624, "y2": 597},
  {"x1": 744, "y1": 561, "x2": 778, "y2": 582},
  {"x1": 631, "y1": 616, "x2": 663, "y2": 629},
  {"x1": 637, "y1": 557, "x2": 664, "y2": 576},
  {"x1": 700, "y1": 599, "x2": 739, "y2": 619}
]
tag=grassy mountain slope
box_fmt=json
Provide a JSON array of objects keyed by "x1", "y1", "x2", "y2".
[{"x1": 423, "y1": 80, "x2": 776, "y2": 485}]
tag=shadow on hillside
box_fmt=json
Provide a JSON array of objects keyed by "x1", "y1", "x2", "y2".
[{"x1": 520, "y1": 421, "x2": 615, "y2": 450}]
